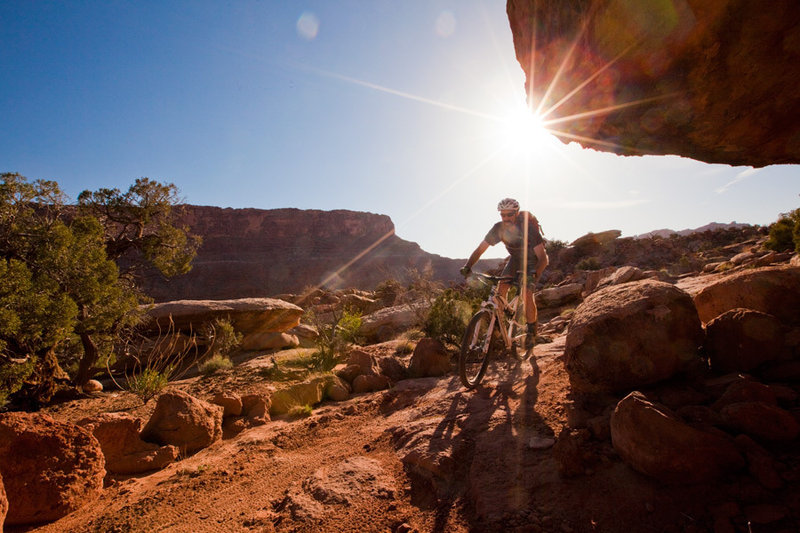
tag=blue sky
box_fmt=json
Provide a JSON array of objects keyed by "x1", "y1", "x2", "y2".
[{"x1": 2, "y1": 1, "x2": 798, "y2": 260}]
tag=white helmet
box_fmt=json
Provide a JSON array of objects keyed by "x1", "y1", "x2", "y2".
[{"x1": 497, "y1": 198, "x2": 520, "y2": 211}]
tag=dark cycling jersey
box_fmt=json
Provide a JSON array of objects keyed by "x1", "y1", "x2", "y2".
[{"x1": 484, "y1": 210, "x2": 543, "y2": 257}]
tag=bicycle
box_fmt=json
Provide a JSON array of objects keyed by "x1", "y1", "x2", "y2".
[{"x1": 459, "y1": 272, "x2": 533, "y2": 388}]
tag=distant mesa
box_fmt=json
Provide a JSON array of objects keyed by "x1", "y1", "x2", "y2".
[
  {"x1": 139, "y1": 205, "x2": 466, "y2": 302},
  {"x1": 634, "y1": 222, "x2": 751, "y2": 239}
]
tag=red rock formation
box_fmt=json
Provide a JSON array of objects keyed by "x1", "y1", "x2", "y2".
[
  {"x1": 0, "y1": 412, "x2": 105, "y2": 526},
  {"x1": 506, "y1": 0, "x2": 800, "y2": 166},
  {"x1": 138, "y1": 206, "x2": 463, "y2": 301}
]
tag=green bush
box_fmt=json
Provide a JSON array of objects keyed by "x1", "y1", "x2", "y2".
[
  {"x1": 126, "y1": 366, "x2": 173, "y2": 404},
  {"x1": 576, "y1": 256, "x2": 601, "y2": 271},
  {"x1": 765, "y1": 208, "x2": 800, "y2": 253},
  {"x1": 308, "y1": 308, "x2": 362, "y2": 372},
  {"x1": 198, "y1": 354, "x2": 233, "y2": 376},
  {"x1": 373, "y1": 278, "x2": 403, "y2": 306},
  {"x1": 423, "y1": 288, "x2": 476, "y2": 346},
  {"x1": 288, "y1": 404, "x2": 313, "y2": 418},
  {"x1": 205, "y1": 318, "x2": 242, "y2": 357},
  {"x1": 0, "y1": 357, "x2": 36, "y2": 409},
  {"x1": 545, "y1": 239, "x2": 567, "y2": 256}
]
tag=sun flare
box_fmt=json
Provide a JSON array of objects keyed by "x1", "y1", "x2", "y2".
[{"x1": 495, "y1": 103, "x2": 557, "y2": 155}]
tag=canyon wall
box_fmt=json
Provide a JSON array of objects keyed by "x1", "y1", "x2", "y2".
[{"x1": 138, "y1": 206, "x2": 464, "y2": 301}]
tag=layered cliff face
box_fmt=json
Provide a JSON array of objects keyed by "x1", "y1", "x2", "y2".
[
  {"x1": 506, "y1": 0, "x2": 800, "y2": 166},
  {"x1": 139, "y1": 206, "x2": 462, "y2": 301}
]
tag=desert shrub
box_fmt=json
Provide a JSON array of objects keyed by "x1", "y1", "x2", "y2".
[
  {"x1": 423, "y1": 288, "x2": 477, "y2": 346},
  {"x1": 373, "y1": 278, "x2": 403, "y2": 306},
  {"x1": 0, "y1": 357, "x2": 35, "y2": 409},
  {"x1": 545, "y1": 239, "x2": 567, "y2": 256},
  {"x1": 288, "y1": 404, "x2": 313, "y2": 418},
  {"x1": 765, "y1": 208, "x2": 800, "y2": 253},
  {"x1": 308, "y1": 308, "x2": 362, "y2": 372},
  {"x1": 126, "y1": 366, "x2": 173, "y2": 404},
  {"x1": 336, "y1": 308, "x2": 362, "y2": 345},
  {"x1": 576, "y1": 256, "x2": 601, "y2": 271},
  {"x1": 204, "y1": 318, "x2": 242, "y2": 357},
  {"x1": 198, "y1": 354, "x2": 233, "y2": 376}
]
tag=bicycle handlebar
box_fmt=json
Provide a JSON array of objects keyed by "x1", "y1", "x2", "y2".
[{"x1": 468, "y1": 272, "x2": 516, "y2": 285}]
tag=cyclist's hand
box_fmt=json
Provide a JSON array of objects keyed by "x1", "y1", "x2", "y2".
[{"x1": 460, "y1": 265, "x2": 471, "y2": 278}]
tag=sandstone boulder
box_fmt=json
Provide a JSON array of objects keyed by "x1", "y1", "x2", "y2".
[
  {"x1": 377, "y1": 355, "x2": 407, "y2": 383},
  {"x1": 241, "y1": 394, "x2": 271, "y2": 426},
  {"x1": 582, "y1": 266, "x2": 617, "y2": 295},
  {"x1": 335, "y1": 363, "x2": 362, "y2": 384},
  {"x1": 78, "y1": 413, "x2": 179, "y2": 474},
  {"x1": 604, "y1": 265, "x2": 646, "y2": 286},
  {"x1": 82, "y1": 379, "x2": 103, "y2": 393},
  {"x1": 143, "y1": 298, "x2": 304, "y2": 336},
  {"x1": 0, "y1": 412, "x2": 105, "y2": 526},
  {"x1": 693, "y1": 266, "x2": 800, "y2": 324},
  {"x1": 705, "y1": 309, "x2": 785, "y2": 373},
  {"x1": 712, "y1": 379, "x2": 778, "y2": 411},
  {"x1": 141, "y1": 390, "x2": 223, "y2": 454},
  {"x1": 352, "y1": 374, "x2": 391, "y2": 393},
  {"x1": 611, "y1": 392, "x2": 744, "y2": 484},
  {"x1": 270, "y1": 377, "x2": 329, "y2": 415},
  {"x1": 720, "y1": 401, "x2": 800, "y2": 442},
  {"x1": 360, "y1": 303, "x2": 426, "y2": 342},
  {"x1": 347, "y1": 350, "x2": 377, "y2": 376},
  {"x1": 407, "y1": 338, "x2": 451, "y2": 378},
  {"x1": 0, "y1": 472, "x2": 7, "y2": 531},
  {"x1": 537, "y1": 283, "x2": 583, "y2": 308},
  {"x1": 212, "y1": 391, "x2": 243, "y2": 417},
  {"x1": 565, "y1": 280, "x2": 704, "y2": 392},
  {"x1": 571, "y1": 230, "x2": 622, "y2": 249},
  {"x1": 289, "y1": 323, "x2": 319, "y2": 347},
  {"x1": 240, "y1": 331, "x2": 299, "y2": 351},
  {"x1": 324, "y1": 376, "x2": 351, "y2": 402}
]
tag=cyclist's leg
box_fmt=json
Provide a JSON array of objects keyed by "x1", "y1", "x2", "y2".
[{"x1": 520, "y1": 260, "x2": 539, "y2": 349}]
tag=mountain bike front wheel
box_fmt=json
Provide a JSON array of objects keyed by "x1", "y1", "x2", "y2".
[
  {"x1": 510, "y1": 320, "x2": 533, "y2": 361},
  {"x1": 459, "y1": 309, "x2": 496, "y2": 388}
]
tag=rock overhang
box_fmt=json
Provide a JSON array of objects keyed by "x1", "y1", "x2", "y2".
[{"x1": 506, "y1": 0, "x2": 800, "y2": 167}]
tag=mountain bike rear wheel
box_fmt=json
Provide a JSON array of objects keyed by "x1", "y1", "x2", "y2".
[{"x1": 459, "y1": 310, "x2": 495, "y2": 388}]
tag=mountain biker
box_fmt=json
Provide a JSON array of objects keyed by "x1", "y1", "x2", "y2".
[{"x1": 460, "y1": 198, "x2": 549, "y2": 349}]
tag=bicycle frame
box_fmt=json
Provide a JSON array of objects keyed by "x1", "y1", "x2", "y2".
[{"x1": 472, "y1": 274, "x2": 526, "y2": 355}]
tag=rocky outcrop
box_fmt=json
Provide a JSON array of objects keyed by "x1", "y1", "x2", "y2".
[
  {"x1": 704, "y1": 308, "x2": 786, "y2": 373},
  {"x1": 611, "y1": 392, "x2": 744, "y2": 483},
  {"x1": 0, "y1": 412, "x2": 105, "y2": 526},
  {"x1": 143, "y1": 298, "x2": 304, "y2": 337},
  {"x1": 359, "y1": 302, "x2": 427, "y2": 343},
  {"x1": 507, "y1": 0, "x2": 800, "y2": 166},
  {"x1": 141, "y1": 390, "x2": 223, "y2": 454},
  {"x1": 78, "y1": 413, "x2": 180, "y2": 474},
  {"x1": 565, "y1": 279, "x2": 704, "y2": 392},
  {"x1": 0, "y1": 472, "x2": 7, "y2": 531},
  {"x1": 138, "y1": 206, "x2": 465, "y2": 301},
  {"x1": 407, "y1": 338, "x2": 451, "y2": 378},
  {"x1": 693, "y1": 266, "x2": 800, "y2": 324}
]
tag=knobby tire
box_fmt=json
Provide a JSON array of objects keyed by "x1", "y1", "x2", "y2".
[
  {"x1": 509, "y1": 319, "x2": 533, "y2": 361},
  {"x1": 459, "y1": 309, "x2": 495, "y2": 388}
]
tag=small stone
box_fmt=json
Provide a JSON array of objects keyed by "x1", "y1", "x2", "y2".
[{"x1": 528, "y1": 436, "x2": 556, "y2": 449}]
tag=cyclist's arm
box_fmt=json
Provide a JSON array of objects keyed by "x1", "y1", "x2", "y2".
[
  {"x1": 533, "y1": 243, "x2": 548, "y2": 281},
  {"x1": 464, "y1": 240, "x2": 490, "y2": 270}
]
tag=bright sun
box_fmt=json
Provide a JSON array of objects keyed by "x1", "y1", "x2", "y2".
[{"x1": 494, "y1": 103, "x2": 557, "y2": 155}]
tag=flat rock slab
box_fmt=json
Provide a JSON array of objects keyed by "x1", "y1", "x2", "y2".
[{"x1": 143, "y1": 298, "x2": 303, "y2": 335}]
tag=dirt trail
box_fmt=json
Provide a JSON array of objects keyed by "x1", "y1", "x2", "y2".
[
  {"x1": 15, "y1": 326, "x2": 770, "y2": 533},
  {"x1": 14, "y1": 339, "x2": 572, "y2": 533}
]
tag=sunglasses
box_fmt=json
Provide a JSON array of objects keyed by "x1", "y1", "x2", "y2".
[{"x1": 500, "y1": 211, "x2": 517, "y2": 219}]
